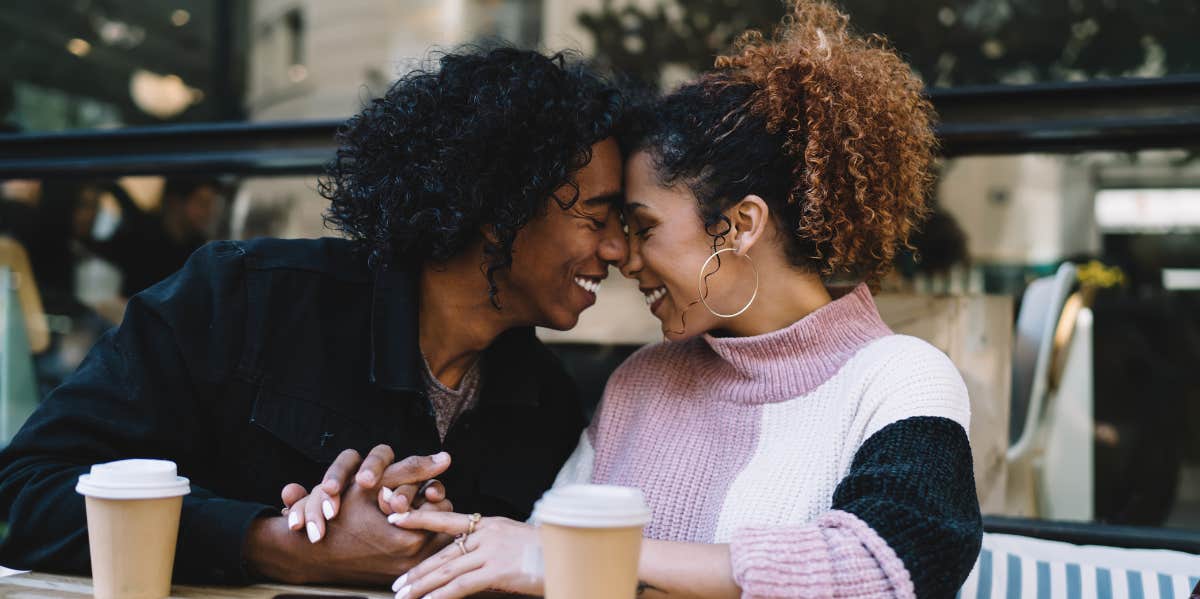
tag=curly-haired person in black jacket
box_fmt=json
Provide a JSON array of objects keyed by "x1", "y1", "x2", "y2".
[{"x1": 0, "y1": 45, "x2": 629, "y2": 586}]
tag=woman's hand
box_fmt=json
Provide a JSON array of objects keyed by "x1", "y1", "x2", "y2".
[{"x1": 389, "y1": 511, "x2": 542, "y2": 599}]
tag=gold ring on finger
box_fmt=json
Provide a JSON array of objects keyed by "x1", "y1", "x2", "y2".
[
  {"x1": 454, "y1": 534, "x2": 469, "y2": 556},
  {"x1": 466, "y1": 512, "x2": 482, "y2": 536}
]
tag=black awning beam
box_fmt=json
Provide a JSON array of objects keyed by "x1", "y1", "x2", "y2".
[{"x1": 1, "y1": 75, "x2": 1199, "y2": 178}]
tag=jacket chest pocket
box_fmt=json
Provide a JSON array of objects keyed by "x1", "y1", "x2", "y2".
[{"x1": 249, "y1": 387, "x2": 387, "y2": 466}]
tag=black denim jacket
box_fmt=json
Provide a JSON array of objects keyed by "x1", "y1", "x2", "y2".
[{"x1": 0, "y1": 238, "x2": 585, "y2": 583}]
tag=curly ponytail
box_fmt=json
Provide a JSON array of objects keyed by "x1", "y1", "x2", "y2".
[{"x1": 622, "y1": 0, "x2": 937, "y2": 282}]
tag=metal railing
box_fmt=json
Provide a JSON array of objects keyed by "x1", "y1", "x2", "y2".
[
  {"x1": 983, "y1": 515, "x2": 1200, "y2": 554},
  {"x1": 1, "y1": 75, "x2": 1199, "y2": 178}
]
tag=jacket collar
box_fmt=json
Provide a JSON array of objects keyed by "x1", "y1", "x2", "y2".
[
  {"x1": 369, "y1": 266, "x2": 541, "y2": 407},
  {"x1": 369, "y1": 266, "x2": 423, "y2": 393}
]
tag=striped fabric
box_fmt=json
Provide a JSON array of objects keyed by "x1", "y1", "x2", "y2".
[{"x1": 958, "y1": 534, "x2": 1200, "y2": 599}]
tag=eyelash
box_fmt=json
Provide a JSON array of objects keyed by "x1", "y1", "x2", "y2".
[
  {"x1": 633, "y1": 225, "x2": 654, "y2": 240},
  {"x1": 588, "y1": 218, "x2": 606, "y2": 231}
]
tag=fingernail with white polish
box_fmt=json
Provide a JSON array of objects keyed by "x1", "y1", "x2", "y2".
[
  {"x1": 306, "y1": 521, "x2": 321, "y2": 543},
  {"x1": 391, "y1": 573, "x2": 408, "y2": 593},
  {"x1": 387, "y1": 511, "x2": 410, "y2": 524},
  {"x1": 322, "y1": 499, "x2": 335, "y2": 520},
  {"x1": 287, "y1": 511, "x2": 300, "y2": 529},
  {"x1": 395, "y1": 584, "x2": 411, "y2": 599},
  {"x1": 382, "y1": 487, "x2": 394, "y2": 502},
  {"x1": 432, "y1": 452, "x2": 449, "y2": 465}
]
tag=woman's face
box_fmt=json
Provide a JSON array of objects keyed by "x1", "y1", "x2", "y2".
[{"x1": 622, "y1": 151, "x2": 759, "y2": 341}]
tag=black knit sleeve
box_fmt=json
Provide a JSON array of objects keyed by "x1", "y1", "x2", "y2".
[{"x1": 830, "y1": 416, "x2": 982, "y2": 599}]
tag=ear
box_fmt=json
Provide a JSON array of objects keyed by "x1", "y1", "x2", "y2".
[{"x1": 725, "y1": 195, "x2": 770, "y2": 256}]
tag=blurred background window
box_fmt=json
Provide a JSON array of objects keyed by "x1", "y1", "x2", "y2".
[
  {"x1": 4, "y1": 0, "x2": 1198, "y2": 134},
  {"x1": 579, "y1": 0, "x2": 1200, "y2": 89},
  {"x1": 6, "y1": 0, "x2": 1198, "y2": 134},
  {"x1": 1, "y1": 2, "x2": 237, "y2": 130}
]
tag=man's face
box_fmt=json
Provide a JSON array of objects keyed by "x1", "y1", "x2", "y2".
[
  {"x1": 499, "y1": 138, "x2": 628, "y2": 330},
  {"x1": 73, "y1": 186, "x2": 100, "y2": 240},
  {"x1": 182, "y1": 185, "x2": 221, "y2": 237}
]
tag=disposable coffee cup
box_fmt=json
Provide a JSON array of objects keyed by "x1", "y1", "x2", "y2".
[
  {"x1": 76, "y1": 459, "x2": 190, "y2": 599},
  {"x1": 532, "y1": 485, "x2": 651, "y2": 599}
]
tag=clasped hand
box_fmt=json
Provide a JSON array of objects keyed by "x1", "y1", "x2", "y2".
[{"x1": 279, "y1": 445, "x2": 541, "y2": 597}]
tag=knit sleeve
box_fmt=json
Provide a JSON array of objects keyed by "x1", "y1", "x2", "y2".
[
  {"x1": 833, "y1": 416, "x2": 981, "y2": 597},
  {"x1": 729, "y1": 417, "x2": 981, "y2": 599},
  {"x1": 730, "y1": 509, "x2": 913, "y2": 598}
]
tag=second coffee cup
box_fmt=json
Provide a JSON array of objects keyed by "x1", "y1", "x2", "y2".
[{"x1": 532, "y1": 484, "x2": 651, "y2": 599}]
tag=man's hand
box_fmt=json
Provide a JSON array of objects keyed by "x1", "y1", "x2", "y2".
[
  {"x1": 246, "y1": 478, "x2": 455, "y2": 585},
  {"x1": 280, "y1": 446, "x2": 451, "y2": 542}
]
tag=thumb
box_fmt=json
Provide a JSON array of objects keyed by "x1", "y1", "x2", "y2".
[{"x1": 379, "y1": 452, "x2": 452, "y2": 488}]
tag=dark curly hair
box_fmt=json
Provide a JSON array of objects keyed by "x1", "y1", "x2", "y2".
[
  {"x1": 320, "y1": 46, "x2": 624, "y2": 307},
  {"x1": 621, "y1": 0, "x2": 937, "y2": 283}
]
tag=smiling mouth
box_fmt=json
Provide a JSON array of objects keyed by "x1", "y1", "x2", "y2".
[
  {"x1": 574, "y1": 276, "x2": 603, "y2": 294},
  {"x1": 642, "y1": 286, "x2": 666, "y2": 306}
]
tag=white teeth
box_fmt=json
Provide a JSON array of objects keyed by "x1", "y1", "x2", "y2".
[
  {"x1": 574, "y1": 277, "x2": 601, "y2": 294},
  {"x1": 643, "y1": 286, "x2": 667, "y2": 305}
]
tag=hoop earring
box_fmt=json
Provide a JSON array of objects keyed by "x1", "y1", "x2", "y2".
[{"x1": 697, "y1": 248, "x2": 759, "y2": 318}]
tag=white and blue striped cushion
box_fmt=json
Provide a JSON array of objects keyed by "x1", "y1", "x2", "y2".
[{"x1": 958, "y1": 533, "x2": 1200, "y2": 599}]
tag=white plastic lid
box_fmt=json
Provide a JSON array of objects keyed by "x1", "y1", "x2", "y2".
[
  {"x1": 76, "y1": 459, "x2": 191, "y2": 500},
  {"x1": 532, "y1": 484, "x2": 650, "y2": 528}
]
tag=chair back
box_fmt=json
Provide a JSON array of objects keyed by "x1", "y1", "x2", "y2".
[
  {"x1": 958, "y1": 532, "x2": 1200, "y2": 598},
  {"x1": 1009, "y1": 263, "x2": 1076, "y2": 458}
]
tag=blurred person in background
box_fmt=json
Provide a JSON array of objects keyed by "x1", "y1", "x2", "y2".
[
  {"x1": 92, "y1": 176, "x2": 225, "y2": 298},
  {"x1": 0, "y1": 179, "x2": 108, "y2": 394},
  {"x1": 0, "y1": 179, "x2": 39, "y2": 243},
  {"x1": 888, "y1": 206, "x2": 970, "y2": 294},
  {"x1": 13, "y1": 180, "x2": 101, "y2": 317}
]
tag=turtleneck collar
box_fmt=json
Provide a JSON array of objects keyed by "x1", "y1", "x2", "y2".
[{"x1": 699, "y1": 283, "x2": 892, "y2": 404}]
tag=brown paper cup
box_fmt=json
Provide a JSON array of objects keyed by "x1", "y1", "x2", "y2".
[
  {"x1": 540, "y1": 522, "x2": 644, "y2": 599},
  {"x1": 533, "y1": 485, "x2": 651, "y2": 599},
  {"x1": 84, "y1": 495, "x2": 183, "y2": 599},
  {"x1": 77, "y1": 460, "x2": 191, "y2": 599}
]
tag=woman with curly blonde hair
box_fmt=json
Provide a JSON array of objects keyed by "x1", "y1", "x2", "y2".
[{"x1": 386, "y1": 2, "x2": 981, "y2": 597}]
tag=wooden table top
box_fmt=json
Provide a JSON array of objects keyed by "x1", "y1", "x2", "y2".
[{"x1": 0, "y1": 571, "x2": 392, "y2": 598}]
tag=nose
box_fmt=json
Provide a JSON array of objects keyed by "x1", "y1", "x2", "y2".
[
  {"x1": 597, "y1": 217, "x2": 629, "y2": 267},
  {"x1": 620, "y1": 236, "x2": 643, "y2": 279}
]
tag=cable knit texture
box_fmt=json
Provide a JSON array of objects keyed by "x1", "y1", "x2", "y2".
[
  {"x1": 731, "y1": 510, "x2": 914, "y2": 598},
  {"x1": 553, "y1": 284, "x2": 981, "y2": 598}
]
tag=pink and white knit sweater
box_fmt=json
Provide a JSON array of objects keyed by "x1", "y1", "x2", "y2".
[{"x1": 552, "y1": 284, "x2": 971, "y2": 597}]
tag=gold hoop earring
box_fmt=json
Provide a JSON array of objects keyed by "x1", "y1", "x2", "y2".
[{"x1": 697, "y1": 247, "x2": 759, "y2": 318}]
